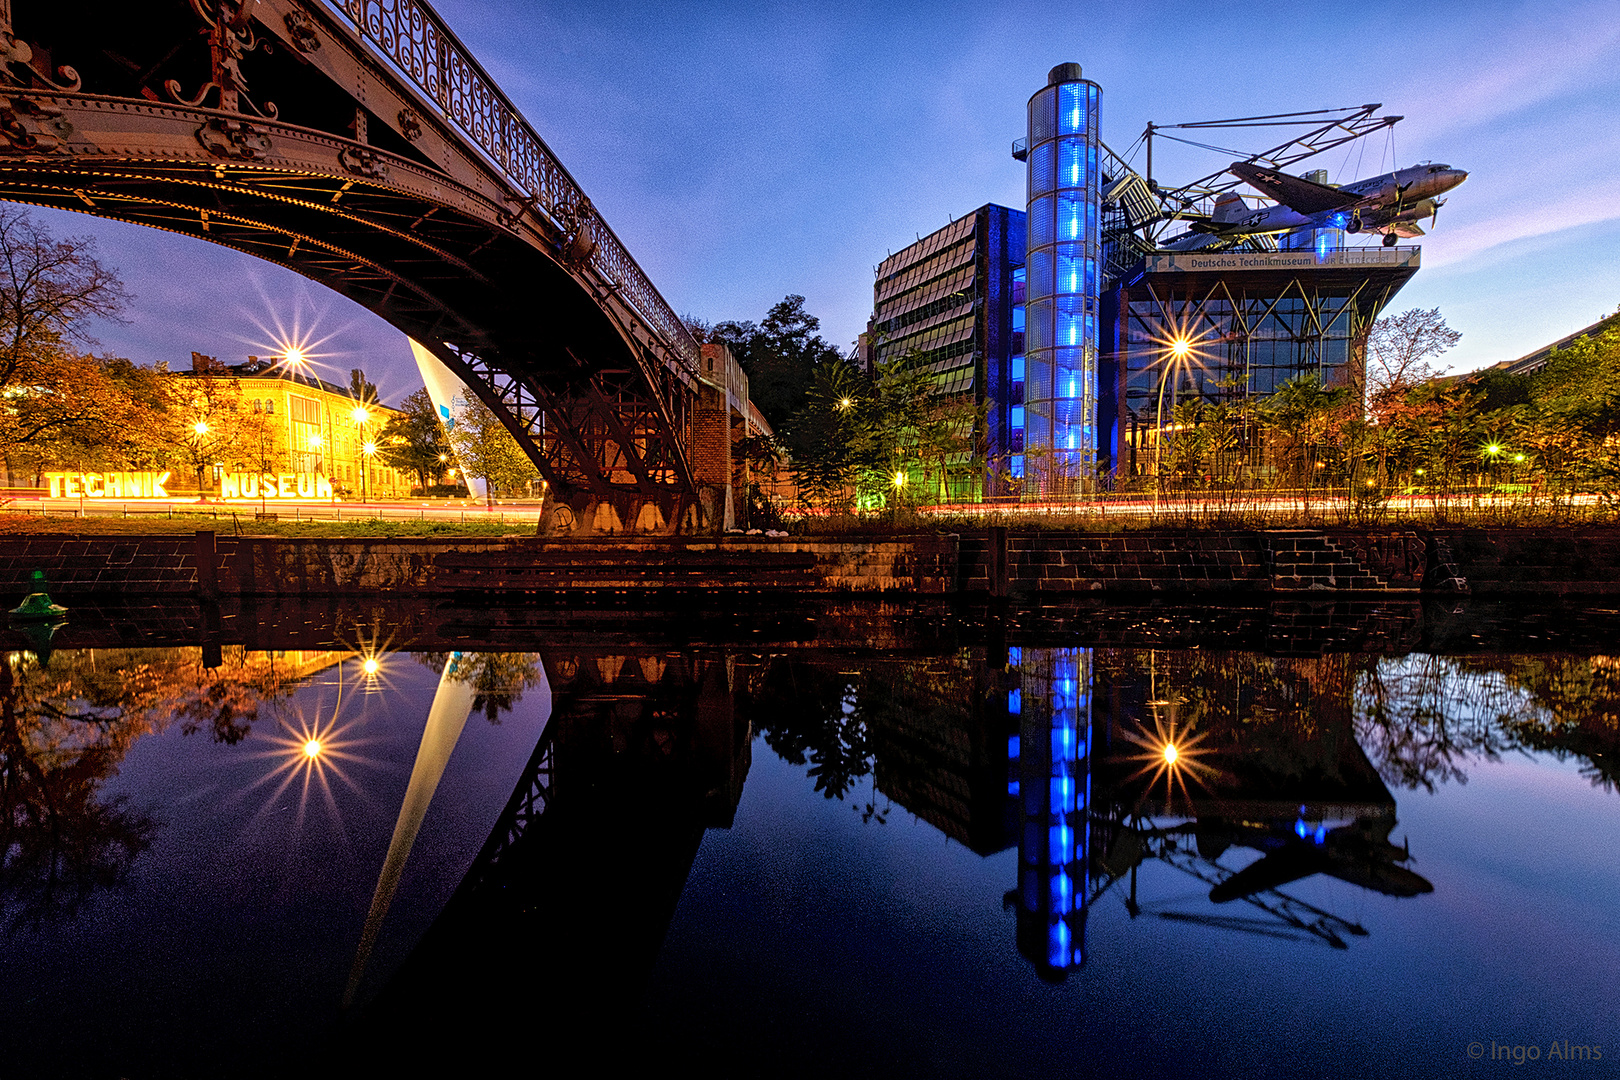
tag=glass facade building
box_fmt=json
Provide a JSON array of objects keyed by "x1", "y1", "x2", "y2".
[
  {"x1": 1100, "y1": 247, "x2": 1419, "y2": 479},
  {"x1": 868, "y1": 204, "x2": 1026, "y2": 500},
  {"x1": 1022, "y1": 63, "x2": 1101, "y2": 493}
]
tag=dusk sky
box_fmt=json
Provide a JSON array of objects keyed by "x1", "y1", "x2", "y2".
[{"x1": 40, "y1": 0, "x2": 1620, "y2": 406}]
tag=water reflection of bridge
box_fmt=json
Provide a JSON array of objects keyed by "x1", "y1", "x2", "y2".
[{"x1": 336, "y1": 645, "x2": 752, "y2": 1069}]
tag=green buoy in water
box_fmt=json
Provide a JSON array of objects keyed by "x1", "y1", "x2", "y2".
[{"x1": 10, "y1": 570, "x2": 67, "y2": 621}]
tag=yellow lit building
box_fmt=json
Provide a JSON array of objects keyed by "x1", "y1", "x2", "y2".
[{"x1": 178, "y1": 354, "x2": 412, "y2": 499}]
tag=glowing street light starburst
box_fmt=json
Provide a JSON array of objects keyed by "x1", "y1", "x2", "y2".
[
  {"x1": 241, "y1": 710, "x2": 370, "y2": 839},
  {"x1": 1117, "y1": 706, "x2": 1219, "y2": 812}
]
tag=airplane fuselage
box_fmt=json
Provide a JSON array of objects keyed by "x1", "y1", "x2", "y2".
[{"x1": 1209, "y1": 162, "x2": 1468, "y2": 239}]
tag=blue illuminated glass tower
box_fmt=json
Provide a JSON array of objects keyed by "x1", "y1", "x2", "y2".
[{"x1": 1024, "y1": 63, "x2": 1101, "y2": 492}]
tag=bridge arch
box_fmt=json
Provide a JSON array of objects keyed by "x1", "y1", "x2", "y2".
[{"x1": 0, "y1": 0, "x2": 703, "y2": 528}]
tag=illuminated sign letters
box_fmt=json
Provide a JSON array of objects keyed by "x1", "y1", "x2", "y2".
[
  {"x1": 219, "y1": 472, "x2": 334, "y2": 499},
  {"x1": 45, "y1": 471, "x2": 170, "y2": 498},
  {"x1": 43, "y1": 471, "x2": 334, "y2": 500}
]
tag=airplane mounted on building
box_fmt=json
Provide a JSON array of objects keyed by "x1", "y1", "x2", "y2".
[{"x1": 1227, "y1": 160, "x2": 1468, "y2": 246}]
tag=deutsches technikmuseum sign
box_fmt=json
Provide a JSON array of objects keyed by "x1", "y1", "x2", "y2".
[{"x1": 44, "y1": 471, "x2": 334, "y2": 499}]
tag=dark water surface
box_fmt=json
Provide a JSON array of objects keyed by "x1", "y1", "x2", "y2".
[{"x1": 2, "y1": 600, "x2": 1616, "y2": 1078}]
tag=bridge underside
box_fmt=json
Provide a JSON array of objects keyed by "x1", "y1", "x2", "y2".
[{"x1": 1, "y1": 0, "x2": 702, "y2": 529}]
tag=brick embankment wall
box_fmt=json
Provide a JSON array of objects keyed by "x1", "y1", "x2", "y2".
[
  {"x1": 955, "y1": 529, "x2": 1403, "y2": 596},
  {"x1": 1441, "y1": 528, "x2": 1620, "y2": 596},
  {"x1": 0, "y1": 533, "x2": 961, "y2": 597},
  {"x1": 3, "y1": 527, "x2": 1619, "y2": 600}
]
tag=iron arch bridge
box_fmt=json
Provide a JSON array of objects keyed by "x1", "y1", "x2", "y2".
[{"x1": 0, "y1": 0, "x2": 705, "y2": 530}]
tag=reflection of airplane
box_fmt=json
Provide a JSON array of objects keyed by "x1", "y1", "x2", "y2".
[
  {"x1": 1091, "y1": 807, "x2": 1431, "y2": 950},
  {"x1": 1200, "y1": 814, "x2": 1433, "y2": 903},
  {"x1": 1163, "y1": 161, "x2": 1467, "y2": 250}
]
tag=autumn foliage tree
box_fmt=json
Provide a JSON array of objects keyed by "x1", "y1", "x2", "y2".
[
  {"x1": 448, "y1": 394, "x2": 540, "y2": 505},
  {"x1": 0, "y1": 206, "x2": 135, "y2": 476}
]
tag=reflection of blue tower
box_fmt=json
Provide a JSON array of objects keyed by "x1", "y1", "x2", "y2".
[
  {"x1": 1007, "y1": 647, "x2": 1092, "y2": 980},
  {"x1": 1024, "y1": 63, "x2": 1102, "y2": 493}
]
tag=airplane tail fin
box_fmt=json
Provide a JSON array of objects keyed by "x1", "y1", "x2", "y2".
[{"x1": 1212, "y1": 193, "x2": 1249, "y2": 225}]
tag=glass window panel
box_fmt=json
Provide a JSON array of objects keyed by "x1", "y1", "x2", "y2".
[
  {"x1": 1057, "y1": 137, "x2": 1084, "y2": 189},
  {"x1": 1010, "y1": 405, "x2": 1025, "y2": 430},
  {"x1": 1011, "y1": 355, "x2": 1025, "y2": 381},
  {"x1": 1054, "y1": 243, "x2": 1082, "y2": 295},
  {"x1": 1055, "y1": 347, "x2": 1083, "y2": 398},
  {"x1": 1026, "y1": 300, "x2": 1053, "y2": 351},
  {"x1": 1056, "y1": 191, "x2": 1084, "y2": 241},
  {"x1": 1026, "y1": 355, "x2": 1053, "y2": 407},
  {"x1": 1029, "y1": 140, "x2": 1055, "y2": 198},
  {"x1": 1027, "y1": 249, "x2": 1053, "y2": 300},
  {"x1": 1058, "y1": 83, "x2": 1085, "y2": 134},
  {"x1": 1029, "y1": 87, "x2": 1055, "y2": 145},
  {"x1": 1011, "y1": 305, "x2": 1025, "y2": 331},
  {"x1": 1056, "y1": 298, "x2": 1085, "y2": 348},
  {"x1": 1028, "y1": 195, "x2": 1055, "y2": 248}
]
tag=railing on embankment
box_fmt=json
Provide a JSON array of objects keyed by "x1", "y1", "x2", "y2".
[{"x1": 3, "y1": 528, "x2": 1620, "y2": 599}]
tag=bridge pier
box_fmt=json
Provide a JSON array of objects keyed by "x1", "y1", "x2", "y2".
[{"x1": 689, "y1": 343, "x2": 770, "y2": 533}]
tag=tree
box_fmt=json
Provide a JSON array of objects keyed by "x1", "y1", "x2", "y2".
[
  {"x1": 1260, "y1": 374, "x2": 1350, "y2": 515},
  {"x1": 1367, "y1": 307, "x2": 1461, "y2": 400},
  {"x1": 0, "y1": 205, "x2": 129, "y2": 394},
  {"x1": 163, "y1": 358, "x2": 260, "y2": 494},
  {"x1": 348, "y1": 367, "x2": 379, "y2": 406},
  {"x1": 1, "y1": 352, "x2": 124, "y2": 476},
  {"x1": 378, "y1": 387, "x2": 451, "y2": 493},
  {"x1": 447, "y1": 394, "x2": 539, "y2": 505},
  {"x1": 702, "y1": 295, "x2": 845, "y2": 433}
]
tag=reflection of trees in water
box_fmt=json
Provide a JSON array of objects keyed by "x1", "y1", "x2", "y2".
[
  {"x1": 749, "y1": 647, "x2": 1620, "y2": 817},
  {"x1": 0, "y1": 646, "x2": 336, "y2": 930},
  {"x1": 751, "y1": 654, "x2": 980, "y2": 816},
  {"x1": 751, "y1": 658, "x2": 872, "y2": 802},
  {"x1": 1355, "y1": 654, "x2": 1620, "y2": 794},
  {"x1": 416, "y1": 652, "x2": 544, "y2": 723},
  {"x1": 1096, "y1": 650, "x2": 1370, "y2": 794}
]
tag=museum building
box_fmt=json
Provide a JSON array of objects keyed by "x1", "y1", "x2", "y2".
[
  {"x1": 866, "y1": 64, "x2": 1418, "y2": 499},
  {"x1": 175, "y1": 352, "x2": 411, "y2": 498}
]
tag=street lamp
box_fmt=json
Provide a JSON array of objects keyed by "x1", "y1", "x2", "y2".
[
  {"x1": 1153, "y1": 337, "x2": 1195, "y2": 506},
  {"x1": 362, "y1": 440, "x2": 377, "y2": 503},
  {"x1": 191, "y1": 420, "x2": 211, "y2": 499}
]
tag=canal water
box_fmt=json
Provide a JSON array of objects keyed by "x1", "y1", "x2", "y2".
[{"x1": 1, "y1": 602, "x2": 1615, "y2": 1078}]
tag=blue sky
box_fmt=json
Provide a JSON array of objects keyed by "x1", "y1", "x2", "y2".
[{"x1": 47, "y1": 0, "x2": 1620, "y2": 404}]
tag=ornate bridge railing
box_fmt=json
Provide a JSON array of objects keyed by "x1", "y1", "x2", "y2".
[{"x1": 327, "y1": 0, "x2": 699, "y2": 377}]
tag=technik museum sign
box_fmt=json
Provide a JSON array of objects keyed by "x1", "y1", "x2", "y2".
[{"x1": 44, "y1": 471, "x2": 335, "y2": 499}]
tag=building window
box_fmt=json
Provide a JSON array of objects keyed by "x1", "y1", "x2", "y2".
[{"x1": 288, "y1": 394, "x2": 321, "y2": 472}]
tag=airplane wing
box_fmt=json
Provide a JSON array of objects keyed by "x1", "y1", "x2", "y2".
[
  {"x1": 1208, "y1": 849, "x2": 1325, "y2": 903},
  {"x1": 1230, "y1": 162, "x2": 1361, "y2": 216}
]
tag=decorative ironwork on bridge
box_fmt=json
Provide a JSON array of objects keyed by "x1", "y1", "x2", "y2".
[{"x1": 0, "y1": 0, "x2": 709, "y2": 528}]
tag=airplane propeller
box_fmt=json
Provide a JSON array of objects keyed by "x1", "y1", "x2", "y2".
[{"x1": 1430, "y1": 198, "x2": 1445, "y2": 228}]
